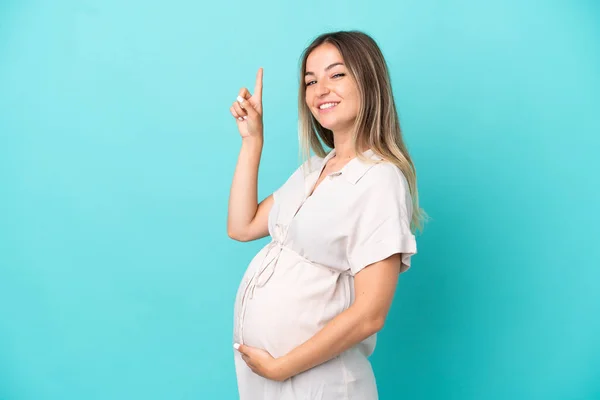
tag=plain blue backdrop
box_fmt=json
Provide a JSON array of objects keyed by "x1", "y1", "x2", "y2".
[{"x1": 1, "y1": 0, "x2": 599, "y2": 399}]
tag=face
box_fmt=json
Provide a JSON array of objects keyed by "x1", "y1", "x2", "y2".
[{"x1": 304, "y1": 43, "x2": 360, "y2": 133}]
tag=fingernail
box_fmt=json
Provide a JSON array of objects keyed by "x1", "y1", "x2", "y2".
[
  {"x1": 236, "y1": 96, "x2": 244, "y2": 103},
  {"x1": 242, "y1": 116, "x2": 247, "y2": 120},
  {"x1": 238, "y1": 117, "x2": 244, "y2": 121},
  {"x1": 233, "y1": 343, "x2": 240, "y2": 350}
]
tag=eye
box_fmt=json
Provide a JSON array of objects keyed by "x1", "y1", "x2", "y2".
[{"x1": 305, "y1": 73, "x2": 345, "y2": 87}]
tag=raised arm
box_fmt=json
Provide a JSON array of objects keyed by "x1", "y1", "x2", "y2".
[{"x1": 227, "y1": 68, "x2": 273, "y2": 242}]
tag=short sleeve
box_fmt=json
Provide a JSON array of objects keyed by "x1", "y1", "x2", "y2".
[{"x1": 346, "y1": 165, "x2": 417, "y2": 275}]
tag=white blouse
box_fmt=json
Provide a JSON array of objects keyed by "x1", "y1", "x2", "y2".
[{"x1": 233, "y1": 148, "x2": 417, "y2": 399}]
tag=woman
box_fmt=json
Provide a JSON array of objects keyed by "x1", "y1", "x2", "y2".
[{"x1": 227, "y1": 30, "x2": 427, "y2": 399}]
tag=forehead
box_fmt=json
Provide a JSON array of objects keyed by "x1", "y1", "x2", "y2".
[{"x1": 306, "y1": 43, "x2": 344, "y2": 70}]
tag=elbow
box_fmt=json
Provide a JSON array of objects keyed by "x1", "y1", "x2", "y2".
[
  {"x1": 367, "y1": 316, "x2": 386, "y2": 335},
  {"x1": 227, "y1": 228, "x2": 249, "y2": 242},
  {"x1": 353, "y1": 303, "x2": 387, "y2": 337},
  {"x1": 359, "y1": 312, "x2": 386, "y2": 337},
  {"x1": 227, "y1": 230, "x2": 242, "y2": 241}
]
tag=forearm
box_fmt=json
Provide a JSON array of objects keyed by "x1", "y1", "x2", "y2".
[
  {"x1": 227, "y1": 137, "x2": 263, "y2": 237},
  {"x1": 277, "y1": 303, "x2": 382, "y2": 380}
]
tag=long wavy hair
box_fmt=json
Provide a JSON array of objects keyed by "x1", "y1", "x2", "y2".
[{"x1": 297, "y1": 30, "x2": 429, "y2": 234}]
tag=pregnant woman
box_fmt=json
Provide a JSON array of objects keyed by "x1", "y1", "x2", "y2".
[{"x1": 227, "y1": 30, "x2": 427, "y2": 399}]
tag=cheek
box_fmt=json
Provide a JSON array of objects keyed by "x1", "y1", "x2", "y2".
[
  {"x1": 305, "y1": 93, "x2": 313, "y2": 111},
  {"x1": 348, "y1": 91, "x2": 360, "y2": 112},
  {"x1": 339, "y1": 85, "x2": 357, "y2": 106}
]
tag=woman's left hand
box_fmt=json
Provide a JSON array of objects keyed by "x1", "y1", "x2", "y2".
[{"x1": 234, "y1": 343, "x2": 289, "y2": 382}]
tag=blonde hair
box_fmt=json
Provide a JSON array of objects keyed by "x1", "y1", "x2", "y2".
[{"x1": 297, "y1": 30, "x2": 429, "y2": 234}]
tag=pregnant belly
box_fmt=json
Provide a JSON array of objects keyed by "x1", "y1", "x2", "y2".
[{"x1": 235, "y1": 250, "x2": 352, "y2": 358}]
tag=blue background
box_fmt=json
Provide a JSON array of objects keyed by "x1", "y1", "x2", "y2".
[{"x1": 1, "y1": 0, "x2": 599, "y2": 398}]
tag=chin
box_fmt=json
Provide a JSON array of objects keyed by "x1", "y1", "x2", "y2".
[
  {"x1": 318, "y1": 120, "x2": 347, "y2": 132},
  {"x1": 317, "y1": 121, "x2": 335, "y2": 130}
]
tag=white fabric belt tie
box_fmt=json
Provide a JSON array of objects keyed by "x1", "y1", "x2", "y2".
[{"x1": 249, "y1": 239, "x2": 284, "y2": 299}]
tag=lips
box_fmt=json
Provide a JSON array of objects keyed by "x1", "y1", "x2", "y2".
[{"x1": 317, "y1": 101, "x2": 340, "y2": 113}]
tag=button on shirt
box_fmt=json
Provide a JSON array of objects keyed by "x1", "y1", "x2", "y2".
[{"x1": 233, "y1": 148, "x2": 417, "y2": 400}]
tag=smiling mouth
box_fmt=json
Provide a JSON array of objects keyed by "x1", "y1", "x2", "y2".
[{"x1": 318, "y1": 102, "x2": 340, "y2": 111}]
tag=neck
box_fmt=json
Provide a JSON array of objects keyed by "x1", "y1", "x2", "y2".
[{"x1": 332, "y1": 130, "x2": 367, "y2": 160}]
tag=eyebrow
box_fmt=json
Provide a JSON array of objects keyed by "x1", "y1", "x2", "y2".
[{"x1": 305, "y1": 62, "x2": 345, "y2": 77}]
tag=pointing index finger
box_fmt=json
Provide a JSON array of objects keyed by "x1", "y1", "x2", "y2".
[{"x1": 254, "y1": 67, "x2": 263, "y2": 102}]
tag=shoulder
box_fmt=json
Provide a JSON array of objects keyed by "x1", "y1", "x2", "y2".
[
  {"x1": 360, "y1": 160, "x2": 409, "y2": 192},
  {"x1": 355, "y1": 160, "x2": 413, "y2": 218}
]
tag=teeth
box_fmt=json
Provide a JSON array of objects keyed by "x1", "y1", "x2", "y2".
[{"x1": 319, "y1": 102, "x2": 339, "y2": 109}]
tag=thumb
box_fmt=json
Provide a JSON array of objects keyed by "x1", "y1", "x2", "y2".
[{"x1": 234, "y1": 343, "x2": 246, "y2": 354}]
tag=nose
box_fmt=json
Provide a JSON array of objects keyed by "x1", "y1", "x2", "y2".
[{"x1": 315, "y1": 80, "x2": 330, "y2": 97}]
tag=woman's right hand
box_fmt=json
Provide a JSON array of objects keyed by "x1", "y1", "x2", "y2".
[{"x1": 230, "y1": 67, "x2": 264, "y2": 139}]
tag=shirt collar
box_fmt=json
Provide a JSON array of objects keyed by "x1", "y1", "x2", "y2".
[{"x1": 321, "y1": 148, "x2": 383, "y2": 185}]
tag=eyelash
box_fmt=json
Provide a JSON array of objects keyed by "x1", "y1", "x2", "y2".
[{"x1": 305, "y1": 73, "x2": 345, "y2": 87}]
